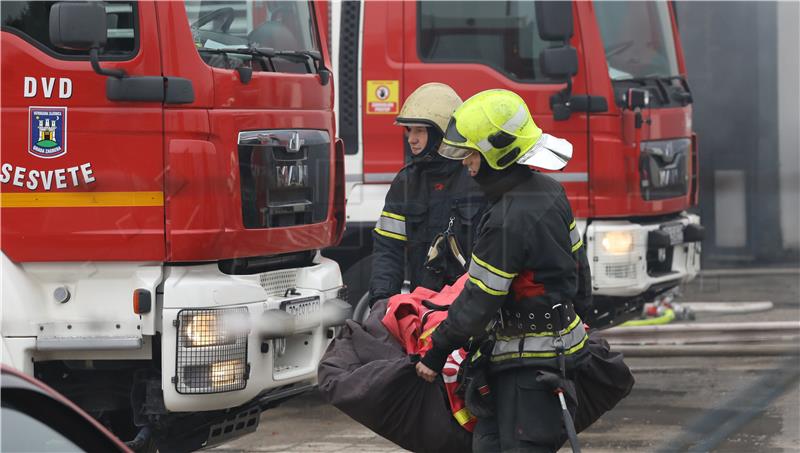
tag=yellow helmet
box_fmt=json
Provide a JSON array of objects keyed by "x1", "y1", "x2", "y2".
[
  {"x1": 441, "y1": 89, "x2": 573, "y2": 171},
  {"x1": 395, "y1": 82, "x2": 462, "y2": 134}
]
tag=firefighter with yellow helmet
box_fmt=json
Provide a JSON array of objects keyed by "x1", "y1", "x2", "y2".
[
  {"x1": 416, "y1": 89, "x2": 593, "y2": 452},
  {"x1": 369, "y1": 83, "x2": 487, "y2": 306}
]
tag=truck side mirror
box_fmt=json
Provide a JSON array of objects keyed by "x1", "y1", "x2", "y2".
[
  {"x1": 535, "y1": 1, "x2": 574, "y2": 41},
  {"x1": 626, "y1": 88, "x2": 650, "y2": 110},
  {"x1": 540, "y1": 46, "x2": 578, "y2": 80},
  {"x1": 49, "y1": 2, "x2": 125, "y2": 79},
  {"x1": 540, "y1": 46, "x2": 578, "y2": 121},
  {"x1": 535, "y1": 2, "x2": 577, "y2": 121},
  {"x1": 49, "y1": 2, "x2": 107, "y2": 51},
  {"x1": 625, "y1": 88, "x2": 651, "y2": 129}
]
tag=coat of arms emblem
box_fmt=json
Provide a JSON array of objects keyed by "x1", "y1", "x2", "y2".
[{"x1": 29, "y1": 107, "x2": 67, "y2": 159}]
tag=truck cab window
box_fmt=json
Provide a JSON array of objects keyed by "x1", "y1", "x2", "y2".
[
  {"x1": 417, "y1": 1, "x2": 557, "y2": 83},
  {"x1": 184, "y1": 1, "x2": 320, "y2": 74},
  {"x1": 1, "y1": 1, "x2": 137, "y2": 59},
  {"x1": 594, "y1": 1, "x2": 679, "y2": 81}
]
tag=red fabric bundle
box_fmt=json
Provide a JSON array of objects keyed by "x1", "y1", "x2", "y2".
[{"x1": 381, "y1": 274, "x2": 477, "y2": 431}]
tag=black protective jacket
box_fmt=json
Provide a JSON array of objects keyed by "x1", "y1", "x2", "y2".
[
  {"x1": 370, "y1": 158, "x2": 486, "y2": 301},
  {"x1": 421, "y1": 165, "x2": 593, "y2": 373}
]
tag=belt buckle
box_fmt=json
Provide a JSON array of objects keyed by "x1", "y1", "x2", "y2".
[{"x1": 553, "y1": 335, "x2": 565, "y2": 353}]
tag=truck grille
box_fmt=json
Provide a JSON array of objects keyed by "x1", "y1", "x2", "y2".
[
  {"x1": 238, "y1": 130, "x2": 331, "y2": 229},
  {"x1": 639, "y1": 138, "x2": 690, "y2": 201},
  {"x1": 259, "y1": 269, "x2": 298, "y2": 296},
  {"x1": 604, "y1": 263, "x2": 637, "y2": 280}
]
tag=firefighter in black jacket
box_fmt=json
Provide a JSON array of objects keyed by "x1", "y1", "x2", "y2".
[
  {"x1": 416, "y1": 89, "x2": 593, "y2": 452},
  {"x1": 369, "y1": 83, "x2": 486, "y2": 304}
]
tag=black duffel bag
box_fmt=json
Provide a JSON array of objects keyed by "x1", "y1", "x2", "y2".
[
  {"x1": 573, "y1": 333, "x2": 635, "y2": 433},
  {"x1": 317, "y1": 300, "x2": 472, "y2": 453}
]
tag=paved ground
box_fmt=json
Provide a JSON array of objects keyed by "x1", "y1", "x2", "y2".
[{"x1": 212, "y1": 271, "x2": 800, "y2": 452}]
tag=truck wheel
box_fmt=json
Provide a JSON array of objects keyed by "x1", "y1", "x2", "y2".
[
  {"x1": 352, "y1": 292, "x2": 371, "y2": 324},
  {"x1": 342, "y1": 255, "x2": 373, "y2": 308},
  {"x1": 108, "y1": 410, "x2": 156, "y2": 453}
]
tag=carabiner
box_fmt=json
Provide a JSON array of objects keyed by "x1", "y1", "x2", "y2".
[{"x1": 445, "y1": 216, "x2": 455, "y2": 235}]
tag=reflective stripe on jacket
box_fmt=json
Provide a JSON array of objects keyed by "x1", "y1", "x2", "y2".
[
  {"x1": 370, "y1": 163, "x2": 486, "y2": 300},
  {"x1": 424, "y1": 166, "x2": 593, "y2": 372}
]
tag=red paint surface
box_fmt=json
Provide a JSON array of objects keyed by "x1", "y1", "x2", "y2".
[
  {"x1": 1, "y1": 2, "x2": 164, "y2": 262},
  {"x1": 359, "y1": 1, "x2": 695, "y2": 220},
  {"x1": 2, "y1": 1, "x2": 341, "y2": 262},
  {"x1": 158, "y1": 1, "x2": 338, "y2": 261}
]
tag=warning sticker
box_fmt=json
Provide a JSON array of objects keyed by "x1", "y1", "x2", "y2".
[{"x1": 366, "y1": 80, "x2": 399, "y2": 114}]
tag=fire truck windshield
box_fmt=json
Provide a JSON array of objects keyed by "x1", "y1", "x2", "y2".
[
  {"x1": 594, "y1": 0, "x2": 680, "y2": 81},
  {"x1": 184, "y1": 1, "x2": 319, "y2": 73}
]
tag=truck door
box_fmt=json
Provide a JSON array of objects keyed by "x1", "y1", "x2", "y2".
[
  {"x1": 1, "y1": 1, "x2": 165, "y2": 261},
  {"x1": 156, "y1": 1, "x2": 338, "y2": 261},
  {"x1": 401, "y1": 1, "x2": 590, "y2": 215}
]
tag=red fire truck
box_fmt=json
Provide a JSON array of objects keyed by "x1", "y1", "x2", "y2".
[
  {"x1": 1, "y1": 1, "x2": 345, "y2": 450},
  {"x1": 325, "y1": 0, "x2": 703, "y2": 326}
]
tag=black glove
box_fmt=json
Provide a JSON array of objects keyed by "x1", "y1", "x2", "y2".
[
  {"x1": 368, "y1": 293, "x2": 387, "y2": 308},
  {"x1": 464, "y1": 366, "x2": 495, "y2": 418},
  {"x1": 535, "y1": 370, "x2": 578, "y2": 408}
]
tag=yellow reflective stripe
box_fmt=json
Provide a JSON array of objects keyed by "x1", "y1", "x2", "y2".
[
  {"x1": 501, "y1": 104, "x2": 529, "y2": 133},
  {"x1": 476, "y1": 139, "x2": 493, "y2": 152},
  {"x1": 381, "y1": 210, "x2": 405, "y2": 221},
  {"x1": 490, "y1": 334, "x2": 588, "y2": 362},
  {"x1": 569, "y1": 220, "x2": 582, "y2": 251},
  {"x1": 0, "y1": 191, "x2": 163, "y2": 208},
  {"x1": 493, "y1": 317, "x2": 586, "y2": 355},
  {"x1": 376, "y1": 216, "x2": 406, "y2": 236},
  {"x1": 495, "y1": 316, "x2": 582, "y2": 341},
  {"x1": 468, "y1": 260, "x2": 512, "y2": 294},
  {"x1": 419, "y1": 325, "x2": 437, "y2": 340},
  {"x1": 453, "y1": 408, "x2": 475, "y2": 426},
  {"x1": 375, "y1": 228, "x2": 407, "y2": 241},
  {"x1": 471, "y1": 254, "x2": 517, "y2": 279},
  {"x1": 469, "y1": 276, "x2": 508, "y2": 296}
]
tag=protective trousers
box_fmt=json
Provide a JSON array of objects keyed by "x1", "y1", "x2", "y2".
[{"x1": 472, "y1": 368, "x2": 576, "y2": 453}]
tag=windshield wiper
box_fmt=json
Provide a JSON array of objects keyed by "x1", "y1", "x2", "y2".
[
  {"x1": 278, "y1": 50, "x2": 322, "y2": 65},
  {"x1": 613, "y1": 74, "x2": 693, "y2": 105},
  {"x1": 197, "y1": 46, "x2": 328, "y2": 84},
  {"x1": 196, "y1": 46, "x2": 276, "y2": 71},
  {"x1": 256, "y1": 48, "x2": 323, "y2": 74},
  {"x1": 196, "y1": 46, "x2": 313, "y2": 71},
  {"x1": 660, "y1": 75, "x2": 693, "y2": 105},
  {"x1": 613, "y1": 76, "x2": 655, "y2": 84}
]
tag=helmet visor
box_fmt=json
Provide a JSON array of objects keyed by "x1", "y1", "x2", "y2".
[
  {"x1": 443, "y1": 117, "x2": 469, "y2": 145},
  {"x1": 440, "y1": 117, "x2": 475, "y2": 159},
  {"x1": 517, "y1": 134, "x2": 573, "y2": 170},
  {"x1": 438, "y1": 144, "x2": 474, "y2": 160}
]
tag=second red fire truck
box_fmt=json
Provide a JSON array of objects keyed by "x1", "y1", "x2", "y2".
[{"x1": 325, "y1": 0, "x2": 704, "y2": 327}]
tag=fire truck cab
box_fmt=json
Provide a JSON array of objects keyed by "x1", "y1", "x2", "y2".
[
  {"x1": 1, "y1": 1, "x2": 345, "y2": 450},
  {"x1": 326, "y1": 0, "x2": 703, "y2": 326}
]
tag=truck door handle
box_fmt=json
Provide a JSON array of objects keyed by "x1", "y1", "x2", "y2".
[{"x1": 106, "y1": 76, "x2": 194, "y2": 104}]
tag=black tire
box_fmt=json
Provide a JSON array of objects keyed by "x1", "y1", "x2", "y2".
[
  {"x1": 342, "y1": 254, "x2": 373, "y2": 309},
  {"x1": 352, "y1": 292, "x2": 371, "y2": 324},
  {"x1": 108, "y1": 410, "x2": 157, "y2": 453}
]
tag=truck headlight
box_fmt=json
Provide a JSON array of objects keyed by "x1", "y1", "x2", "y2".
[
  {"x1": 601, "y1": 231, "x2": 634, "y2": 254},
  {"x1": 210, "y1": 359, "x2": 247, "y2": 387},
  {"x1": 182, "y1": 311, "x2": 233, "y2": 347},
  {"x1": 176, "y1": 308, "x2": 249, "y2": 394}
]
